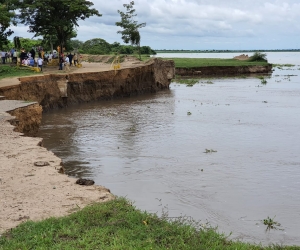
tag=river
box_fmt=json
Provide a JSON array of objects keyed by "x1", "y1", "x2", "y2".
[{"x1": 37, "y1": 52, "x2": 300, "y2": 246}]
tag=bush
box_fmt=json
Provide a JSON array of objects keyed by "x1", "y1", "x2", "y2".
[{"x1": 248, "y1": 52, "x2": 268, "y2": 62}]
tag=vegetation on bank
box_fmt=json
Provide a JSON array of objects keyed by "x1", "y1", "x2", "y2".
[
  {"x1": 0, "y1": 65, "x2": 40, "y2": 80},
  {"x1": 163, "y1": 58, "x2": 269, "y2": 68},
  {"x1": 0, "y1": 197, "x2": 298, "y2": 250}
]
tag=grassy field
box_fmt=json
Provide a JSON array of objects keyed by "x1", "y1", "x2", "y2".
[
  {"x1": 163, "y1": 58, "x2": 270, "y2": 68},
  {"x1": 0, "y1": 65, "x2": 40, "y2": 80},
  {"x1": 0, "y1": 198, "x2": 298, "y2": 250}
]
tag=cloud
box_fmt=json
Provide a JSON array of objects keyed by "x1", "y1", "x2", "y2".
[{"x1": 8, "y1": 0, "x2": 300, "y2": 49}]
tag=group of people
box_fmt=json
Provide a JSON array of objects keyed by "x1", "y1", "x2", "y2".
[
  {"x1": 1, "y1": 48, "x2": 18, "y2": 64},
  {"x1": 58, "y1": 53, "x2": 79, "y2": 71},
  {"x1": 19, "y1": 48, "x2": 44, "y2": 71},
  {"x1": 1, "y1": 46, "x2": 80, "y2": 72}
]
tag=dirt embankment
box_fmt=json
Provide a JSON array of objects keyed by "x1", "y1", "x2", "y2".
[
  {"x1": 175, "y1": 64, "x2": 273, "y2": 77},
  {"x1": 0, "y1": 58, "x2": 175, "y2": 111}
]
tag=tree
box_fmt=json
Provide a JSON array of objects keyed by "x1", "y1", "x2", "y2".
[
  {"x1": 15, "y1": 0, "x2": 101, "y2": 53},
  {"x1": 0, "y1": 1, "x2": 16, "y2": 49},
  {"x1": 116, "y1": 1, "x2": 146, "y2": 59},
  {"x1": 81, "y1": 38, "x2": 111, "y2": 54}
]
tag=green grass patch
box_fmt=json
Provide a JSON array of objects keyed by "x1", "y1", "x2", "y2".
[
  {"x1": 272, "y1": 64, "x2": 295, "y2": 68},
  {"x1": 172, "y1": 78, "x2": 199, "y2": 86},
  {"x1": 0, "y1": 65, "x2": 41, "y2": 79},
  {"x1": 0, "y1": 198, "x2": 298, "y2": 249},
  {"x1": 162, "y1": 58, "x2": 269, "y2": 68}
]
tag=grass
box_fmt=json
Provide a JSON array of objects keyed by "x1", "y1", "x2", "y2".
[
  {"x1": 162, "y1": 58, "x2": 269, "y2": 68},
  {"x1": 272, "y1": 64, "x2": 295, "y2": 68},
  {"x1": 172, "y1": 78, "x2": 199, "y2": 86},
  {"x1": 0, "y1": 65, "x2": 41, "y2": 79},
  {"x1": 0, "y1": 197, "x2": 299, "y2": 249}
]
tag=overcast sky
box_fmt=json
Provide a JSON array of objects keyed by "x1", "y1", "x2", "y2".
[{"x1": 11, "y1": 0, "x2": 300, "y2": 50}]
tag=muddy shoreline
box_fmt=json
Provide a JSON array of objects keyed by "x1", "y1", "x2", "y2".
[{"x1": 0, "y1": 58, "x2": 175, "y2": 233}]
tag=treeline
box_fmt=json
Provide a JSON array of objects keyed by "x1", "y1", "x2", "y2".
[
  {"x1": 4, "y1": 38, "x2": 156, "y2": 55},
  {"x1": 155, "y1": 49, "x2": 300, "y2": 53}
]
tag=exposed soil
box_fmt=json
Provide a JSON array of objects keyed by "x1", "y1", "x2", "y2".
[{"x1": 233, "y1": 54, "x2": 250, "y2": 60}]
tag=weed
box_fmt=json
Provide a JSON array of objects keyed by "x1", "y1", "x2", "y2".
[
  {"x1": 204, "y1": 149, "x2": 217, "y2": 153},
  {"x1": 172, "y1": 78, "x2": 199, "y2": 86},
  {"x1": 263, "y1": 216, "x2": 283, "y2": 231},
  {"x1": 261, "y1": 79, "x2": 267, "y2": 84}
]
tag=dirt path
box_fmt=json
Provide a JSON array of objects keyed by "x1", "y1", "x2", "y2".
[{"x1": 0, "y1": 56, "x2": 145, "y2": 88}]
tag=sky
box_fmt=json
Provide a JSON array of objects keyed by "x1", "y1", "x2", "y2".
[{"x1": 10, "y1": 0, "x2": 300, "y2": 50}]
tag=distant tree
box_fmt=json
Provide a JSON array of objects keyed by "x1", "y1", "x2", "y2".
[
  {"x1": 69, "y1": 39, "x2": 84, "y2": 51},
  {"x1": 116, "y1": 1, "x2": 146, "y2": 59},
  {"x1": 0, "y1": 2, "x2": 16, "y2": 49},
  {"x1": 81, "y1": 38, "x2": 111, "y2": 54},
  {"x1": 15, "y1": 0, "x2": 101, "y2": 53},
  {"x1": 18, "y1": 38, "x2": 41, "y2": 52}
]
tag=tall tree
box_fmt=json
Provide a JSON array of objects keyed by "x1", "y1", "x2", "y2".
[
  {"x1": 16, "y1": 0, "x2": 101, "y2": 53},
  {"x1": 0, "y1": 1, "x2": 16, "y2": 49},
  {"x1": 116, "y1": 1, "x2": 146, "y2": 59}
]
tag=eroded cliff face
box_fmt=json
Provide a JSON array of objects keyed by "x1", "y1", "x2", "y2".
[
  {"x1": 176, "y1": 64, "x2": 273, "y2": 76},
  {"x1": 8, "y1": 103, "x2": 42, "y2": 136},
  {"x1": 0, "y1": 59, "x2": 175, "y2": 111}
]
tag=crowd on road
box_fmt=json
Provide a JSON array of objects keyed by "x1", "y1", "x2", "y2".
[{"x1": 1, "y1": 46, "x2": 81, "y2": 72}]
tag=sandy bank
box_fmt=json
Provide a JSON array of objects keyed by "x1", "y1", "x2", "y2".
[{"x1": 0, "y1": 105, "x2": 114, "y2": 233}]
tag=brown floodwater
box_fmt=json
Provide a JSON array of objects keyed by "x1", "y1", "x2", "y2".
[{"x1": 38, "y1": 66, "x2": 300, "y2": 246}]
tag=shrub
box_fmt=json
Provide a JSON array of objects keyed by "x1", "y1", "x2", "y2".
[{"x1": 248, "y1": 52, "x2": 268, "y2": 62}]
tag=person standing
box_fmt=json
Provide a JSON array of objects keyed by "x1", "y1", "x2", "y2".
[
  {"x1": 12, "y1": 50, "x2": 17, "y2": 64},
  {"x1": 30, "y1": 47, "x2": 35, "y2": 59},
  {"x1": 67, "y1": 53, "x2": 73, "y2": 66},
  {"x1": 48, "y1": 52, "x2": 53, "y2": 62},
  {"x1": 1, "y1": 51, "x2": 6, "y2": 64},
  {"x1": 20, "y1": 48, "x2": 27, "y2": 62},
  {"x1": 37, "y1": 57, "x2": 43, "y2": 72},
  {"x1": 73, "y1": 53, "x2": 78, "y2": 66},
  {"x1": 64, "y1": 56, "x2": 70, "y2": 72},
  {"x1": 59, "y1": 54, "x2": 64, "y2": 70}
]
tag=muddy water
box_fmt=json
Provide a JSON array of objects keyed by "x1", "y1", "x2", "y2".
[{"x1": 38, "y1": 66, "x2": 300, "y2": 246}]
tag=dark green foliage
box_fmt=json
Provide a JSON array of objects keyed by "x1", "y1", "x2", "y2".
[
  {"x1": 140, "y1": 46, "x2": 156, "y2": 55},
  {"x1": 15, "y1": 0, "x2": 101, "y2": 53},
  {"x1": 0, "y1": 2, "x2": 16, "y2": 49},
  {"x1": 81, "y1": 38, "x2": 111, "y2": 54},
  {"x1": 248, "y1": 52, "x2": 268, "y2": 62},
  {"x1": 67, "y1": 37, "x2": 156, "y2": 55},
  {"x1": 18, "y1": 38, "x2": 42, "y2": 52},
  {"x1": 69, "y1": 39, "x2": 84, "y2": 51}
]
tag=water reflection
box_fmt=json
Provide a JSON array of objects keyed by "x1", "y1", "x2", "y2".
[{"x1": 38, "y1": 66, "x2": 300, "y2": 246}]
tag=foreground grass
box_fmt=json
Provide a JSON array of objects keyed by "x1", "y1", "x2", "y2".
[
  {"x1": 0, "y1": 65, "x2": 40, "y2": 79},
  {"x1": 163, "y1": 58, "x2": 269, "y2": 68},
  {"x1": 0, "y1": 198, "x2": 298, "y2": 250}
]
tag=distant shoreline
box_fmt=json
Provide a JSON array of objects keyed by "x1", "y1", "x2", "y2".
[{"x1": 155, "y1": 49, "x2": 300, "y2": 53}]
